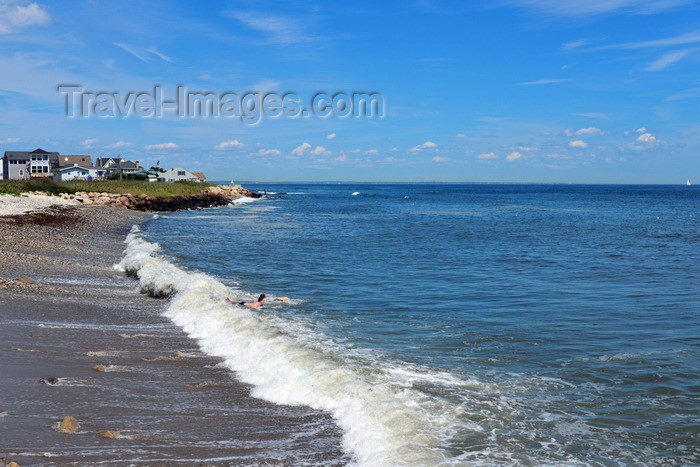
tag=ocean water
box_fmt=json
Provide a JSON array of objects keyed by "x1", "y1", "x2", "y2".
[{"x1": 119, "y1": 183, "x2": 699, "y2": 466}]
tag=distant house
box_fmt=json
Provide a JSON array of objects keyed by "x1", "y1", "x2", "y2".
[
  {"x1": 2, "y1": 148, "x2": 59, "y2": 179},
  {"x1": 94, "y1": 157, "x2": 141, "y2": 176},
  {"x1": 191, "y1": 172, "x2": 207, "y2": 182},
  {"x1": 158, "y1": 167, "x2": 201, "y2": 182},
  {"x1": 52, "y1": 164, "x2": 102, "y2": 181}
]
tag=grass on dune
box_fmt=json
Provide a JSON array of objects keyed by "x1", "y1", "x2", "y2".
[{"x1": 0, "y1": 179, "x2": 215, "y2": 197}]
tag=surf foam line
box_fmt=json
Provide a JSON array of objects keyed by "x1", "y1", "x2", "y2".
[{"x1": 117, "y1": 226, "x2": 472, "y2": 467}]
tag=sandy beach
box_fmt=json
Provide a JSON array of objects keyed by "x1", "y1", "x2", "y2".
[{"x1": 0, "y1": 196, "x2": 349, "y2": 466}]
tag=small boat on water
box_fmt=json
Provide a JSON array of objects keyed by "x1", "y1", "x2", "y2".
[{"x1": 687, "y1": 180, "x2": 692, "y2": 186}]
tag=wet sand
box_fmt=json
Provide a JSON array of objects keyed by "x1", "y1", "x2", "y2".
[{"x1": 0, "y1": 205, "x2": 350, "y2": 466}]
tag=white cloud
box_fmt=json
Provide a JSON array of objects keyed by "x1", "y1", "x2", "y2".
[
  {"x1": 291, "y1": 142, "x2": 311, "y2": 156},
  {"x1": 646, "y1": 48, "x2": 696, "y2": 71},
  {"x1": 409, "y1": 141, "x2": 438, "y2": 152},
  {"x1": 478, "y1": 152, "x2": 498, "y2": 160},
  {"x1": 258, "y1": 148, "x2": 282, "y2": 155},
  {"x1": 0, "y1": 2, "x2": 50, "y2": 34},
  {"x1": 215, "y1": 140, "x2": 245, "y2": 150},
  {"x1": 334, "y1": 154, "x2": 347, "y2": 162},
  {"x1": 81, "y1": 138, "x2": 98, "y2": 147},
  {"x1": 506, "y1": 151, "x2": 523, "y2": 162},
  {"x1": 106, "y1": 141, "x2": 133, "y2": 149},
  {"x1": 366, "y1": 149, "x2": 378, "y2": 155},
  {"x1": 619, "y1": 131, "x2": 661, "y2": 152},
  {"x1": 455, "y1": 133, "x2": 465, "y2": 138},
  {"x1": 326, "y1": 133, "x2": 336, "y2": 140},
  {"x1": 310, "y1": 145, "x2": 332, "y2": 156},
  {"x1": 569, "y1": 140, "x2": 588, "y2": 148},
  {"x1": 567, "y1": 127, "x2": 604, "y2": 136},
  {"x1": 636, "y1": 132, "x2": 656, "y2": 142},
  {"x1": 432, "y1": 156, "x2": 451, "y2": 162},
  {"x1": 0, "y1": 137, "x2": 20, "y2": 144},
  {"x1": 145, "y1": 142, "x2": 179, "y2": 150}
]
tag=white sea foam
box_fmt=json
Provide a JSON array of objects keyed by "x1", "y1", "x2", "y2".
[
  {"x1": 118, "y1": 226, "x2": 470, "y2": 466},
  {"x1": 231, "y1": 196, "x2": 258, "y2": 205}
]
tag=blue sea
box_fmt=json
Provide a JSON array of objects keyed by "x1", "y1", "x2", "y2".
[{"x1": 120, "y1": 183, "x2": 699, "y2": 466}]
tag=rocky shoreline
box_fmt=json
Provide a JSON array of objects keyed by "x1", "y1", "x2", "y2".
[{"x1": 55, "y1": 184, "x2": 261, "y2": 211}]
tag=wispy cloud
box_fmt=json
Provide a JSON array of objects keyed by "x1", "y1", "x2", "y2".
[
  {"x1": 257, "y1": 148, "x2": 282, "y2": 156},
  {"x1": 0, "y1": 137, "x2": 20, "y2": 144},
  {"x1": 516, "y1": 78, "x2": 569, "y2": 86},
  {"x1": 645, "y1": 48, "x2": 696, "y2": 71},
  {"x1": 0, "y1": 1, "x2": 50, "y2": 34},
  {"x1": 106, "y1": 141, "x2": 133, "y2": 149},
  {"x1": 509, "y1": 0, "x2": 692, "y2": 18},
  {"x1": 225, "y1": 11, "x2": 314, "y2": 44},
  {"x1": 114, "y1": 43, "x2": 174, "y2": 63},
  {"x1": 597, "y1": 30, "x2": 700, "y2": 50},
  {"x1": 478, "y1": 152, "x2": 498, "y2": 160},
  {"x1": 145, "y1": 142, "x2": 179, "y2": 150}
]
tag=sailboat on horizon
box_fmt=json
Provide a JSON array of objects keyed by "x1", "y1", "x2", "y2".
[{"x1": 687, "y1": 179, "x2": 692, "y2": 186}]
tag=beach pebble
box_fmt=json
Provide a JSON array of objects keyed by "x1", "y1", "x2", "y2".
[
  {"x1": 58, "y1": 416, "x2": 79, "y2": 433},
  {"x1": 97, "y1": 430, "x2": 118, "y2": 439},
  {"x1": 39, "y1": 377, "x2": 59, "y2": 385},
  {"x1": 15, "y1": 277, "x2": 35, "y2": 285}
]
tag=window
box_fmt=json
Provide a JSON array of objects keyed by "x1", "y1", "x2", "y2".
[{"x1": 177, "y1": 171, "x2": 186, "y2": 176}]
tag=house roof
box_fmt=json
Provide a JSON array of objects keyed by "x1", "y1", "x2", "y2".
[
  {"x1": 94, "y1": 157, "x2": 125, "y2": 167},
  {"x1": 4, "y1": 149, "x2": 60, "y2": 160},
  {"x1": 54, "y1": 164, "x2": 96, "y2": 172},
  {"x1": 191, "y1": 172, "x2": 206, "y2": 179},
  {"x1": 59, "y1": 155, "x2": 92, "y2": 167}
]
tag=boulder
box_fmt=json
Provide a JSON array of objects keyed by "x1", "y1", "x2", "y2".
[{"x1": 59, "y1": 416, "x2": 79, "y2": 433}]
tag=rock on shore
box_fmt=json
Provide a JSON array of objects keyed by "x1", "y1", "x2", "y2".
[{"x1": 51, "y1": 184, "x2": 260, "y2": 212}]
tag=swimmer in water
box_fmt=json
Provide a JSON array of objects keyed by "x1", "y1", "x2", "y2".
[{"x1": 227, "y1": 293, "x2": 266, "y2": 308}]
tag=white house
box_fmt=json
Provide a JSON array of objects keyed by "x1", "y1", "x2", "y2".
[
  {"x1": 52, "y1": 164, "x2": 102, "y2": 181},
  {"x1": 158, "y1": 167, "x2": 201, "y2": 182}
]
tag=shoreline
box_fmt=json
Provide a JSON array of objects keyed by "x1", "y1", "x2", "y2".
[{"x1": 0, "y1": 203, "x2": 349, "y2": 466}]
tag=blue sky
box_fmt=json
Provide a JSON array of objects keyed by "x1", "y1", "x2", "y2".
[{"x1": 1, "y1": 0, "x2": 699, "y2": 183}]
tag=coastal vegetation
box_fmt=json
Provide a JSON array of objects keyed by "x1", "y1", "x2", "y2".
[{"x1": 0, "y1": 178, "x2": 215, "y2": 197}]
